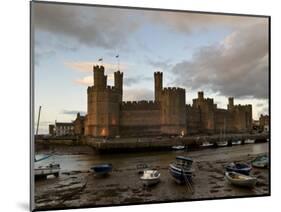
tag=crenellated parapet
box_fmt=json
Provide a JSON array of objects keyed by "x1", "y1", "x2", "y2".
[{"x1": 121, "y1": 100, "x2": 160, "y2": 110}]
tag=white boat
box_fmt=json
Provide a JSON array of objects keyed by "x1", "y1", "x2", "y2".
[
  {"x1": 216, "y1": 141, "x2": 228, "y2": 147},
  {"x1": 172, "y1": 145, "x2": 185, "y2": 150},
  {"x1": 201, "y1": 142, "x2": 213, "y2": 147},
  {"x1": 225, "y1": 171, "x2": 257, "y2": 187},
  {"x1": 35, "y1": 163, "x2": 60, "y2": 180},
  {"x1": 232, "y1": 140, "x2": 242, "y2": 145},
  {"x1": 140, "y1": 170, "x2": 161, "y2": 186},
  {"x1": 244, "y1": 139, "x2": 255, "y2": 144}
]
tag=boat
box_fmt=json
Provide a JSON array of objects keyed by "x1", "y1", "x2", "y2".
[
  {"x1": 216, "y1": 119, "x2": 228, "y2": 147},
  {"x1": 201, "y1": 142, "x2": 214, "y2": 147},
  {"x1": 169, "y1": 156, "x2": 193, "y2": 184},
  {"x1": 172, "y1": 145, "x2": 185, "y2": 150},
  {"x1": 35, "y1": 163, "x2": 60, "y2": 180},
  {"x1": 216, "y1": 141, "x2": 228, "y2": 147},
  {"x1": 225, "y1": 171, "x2": 257, "y2": 187},
  {"x1": 34, "y1": 106, "x2": 61, "y2": 180},
  {"x1": 225, "y1": 162, "x2": 252, "y2": 175},
  {"x1": 252, "y1": 154, "x2": 268, "y2": 168},
  {"x1": 140, "y1": 170, "x2": 161, "y2": 186},
  {"x1": 35, "y1": 154, "x2": 51, "y2": 162},
  {"x1": 232, "y1": 140, "x2": 242, "y2": 145},
  {"x1": 244, "y1": 139, "x2": 255, "y2": 144},
  {"x1": 90, "y1": 163, "x2": 112, "y2": 176}
]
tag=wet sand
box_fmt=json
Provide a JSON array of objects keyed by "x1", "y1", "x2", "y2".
[{"x1": 34, "y1": 142, "x2": 269, "y2": 210}]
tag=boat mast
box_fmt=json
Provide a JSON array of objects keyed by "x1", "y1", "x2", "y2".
[{"x1": 36, "y1": 106, "x2": 42, "y2": 136}]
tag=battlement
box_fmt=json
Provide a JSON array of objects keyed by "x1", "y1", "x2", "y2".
[
  {"x1": 93, "y1": 65, "x2": 105, "y2": 73},
  {"x1": 162, "y1": 87, "x2": 185, "y2": 94},
  {"x1": 114, "y1": 70, "x2": 123, "y2": 76},
  {"x1": 87, "y1": 85, "x2": 120, "y2": 93},
  {"x1": 233, "y1": 104, "x2": 252, "y2": 111},
  {"x1": 121, "y1": 100, "x2": 160, "y2": 110},
  {"x1": 154, "y1": 72, "x2": 163, "y2": 76}
]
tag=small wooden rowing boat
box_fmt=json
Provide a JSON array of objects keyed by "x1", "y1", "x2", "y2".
[{"x1": 225, "y1": 171, "x2": 257, "y2": 187}]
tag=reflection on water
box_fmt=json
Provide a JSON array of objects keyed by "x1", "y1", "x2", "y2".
[{"x1": 35, "y1": 143, "x2": 269, "y2": 172}]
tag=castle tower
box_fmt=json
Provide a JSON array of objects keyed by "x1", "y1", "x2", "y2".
[
  {"x1": 93, "y1": 65, "x2": 107, "y2": 89},
  {"x1": 154, "y1": 72, "x2": 163, "y2": 102},
  {"x1": 198, "y1": 91, "x2": 204, "y2": 101},
  {"x1": 161, "y1": 87, "x2": 186, "y2": 135},
  {"x1": 85, "y1": 65, "x2": 120, "y2": 137},
  {"x1": 228, "y1": 97, "x2": 234, "y2": 110},
  {"x1": 114, "y1": 71, "x2": 123, "y2": 102}
]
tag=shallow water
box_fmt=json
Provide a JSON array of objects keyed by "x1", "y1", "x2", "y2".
[{"x1": 35, "y1": 142, "x2": 268, "y2": 172}]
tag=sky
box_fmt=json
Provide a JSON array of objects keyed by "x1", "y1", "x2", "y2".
[{"x1": 32, "y1": 2, "x2": 269, "y2": 134}]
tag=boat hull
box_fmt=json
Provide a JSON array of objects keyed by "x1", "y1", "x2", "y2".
[
  {"x1": 225, "y1": 172, "x2": 257, "y2": 187},
  {"x1": 169, "y1": 164, "x2": 192, "y2": 184},
  {"x1": 225, "y1": 163, "x2": 252, "y2": 175},
  {"x1": 35, "y1": 164, "x2": 60, "y2": 180},
  {"x1": 91, "y1": 164, "x2": 112, "y2": 176},
  {"x1": 141, "y1": 178, "x2": 160, "y2": 186}
]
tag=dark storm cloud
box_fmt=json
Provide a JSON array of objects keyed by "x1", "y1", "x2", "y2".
[
  {"x1": 33, "y1": 3, "x2": 140, "y2": 49},
  {"x1": 33, "y1": 2, "x2": 263, "y2": 50},
  {"x1": 171, "y1": 21, "x2": 269, "y2": 99}
]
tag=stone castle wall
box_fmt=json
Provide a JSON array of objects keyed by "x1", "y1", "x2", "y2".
[
  {"x1": 85, "y1": 65, "x2": 253, "y2": 137},
  {"x1": 119, "y1": 101, "x2": 161, "y2": 136}
]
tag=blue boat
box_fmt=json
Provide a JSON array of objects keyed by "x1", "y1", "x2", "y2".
[
  {"x1": 90, "y1": 163, "x2": 112, "y2": 176},
  {"x1": 169, "y1": 156, "x2": 193, "y2": 184},
  {"x1": 225, "y1": 162, "x2": 252, "y2": 175}
]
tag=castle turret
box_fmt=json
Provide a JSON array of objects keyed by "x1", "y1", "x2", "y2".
[
  {"x1": 86, "y1": 65, "x2": 120, "y2": 137},
  {"x1": 198, "y1": 91, "x2": 204, "y2": 101},
  {"x1": 228, "y1": 97, "x2": 234, "y2": 110},
  {"x1": 114, "y1": 71, "x2": 123, "y2": 102},
  {"x1": 161, "y1": 87, "x2": 186, "y2": 135},
  {"x1": 154, "y1": 72, "x2": 163, "y2": 102},
  {"x1": 93, "y1": 65, "x2": 107, "y2": 89}
]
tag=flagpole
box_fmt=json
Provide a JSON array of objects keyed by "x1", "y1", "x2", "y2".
[{"x1": 116, "y1": 54, "x2": 120, "y2": 70}]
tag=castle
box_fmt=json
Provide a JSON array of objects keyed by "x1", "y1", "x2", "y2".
[{"x1": 76, "y1": 65, "x2": 252, "y2": 137}]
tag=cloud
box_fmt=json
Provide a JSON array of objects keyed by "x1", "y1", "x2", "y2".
[
  {"x1": 123, "y1": 89, "x2": 154, "y2": 101},
  {"x1": 33, "y1": 3, "x2": 140, "y2": 49},
  {"x1": 124, "y1": 76, "x2": 151, "y2": 87},
  {"x1": 147, "y1": 11, "x2": 264, "y2": 34},
  {"x1": 74, "y1": 76, "x2": 93, "y2": 86},
  {"x1": 146, "y1": 58, "x2": 173, "y2": 71},
  {"x1": 171, "y1": 21, "x2": 269, "y2": 99},
  {"x1": 61, "y1": 110, "x2": 86, "y2": 115},
  {"x1": 33, "y1": 2, "x2": 265, "y2": 52}
]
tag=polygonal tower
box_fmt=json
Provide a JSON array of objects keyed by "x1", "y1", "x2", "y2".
[
  {"x1": 154, "y1": 72, "x2": 163, "y2": 102},
  {"x1": 114, "y1": 71, "x2": 123, "y2": 103},
  {"x1": 85, "y1": 65, "x2": 121, "y2": 137}
]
